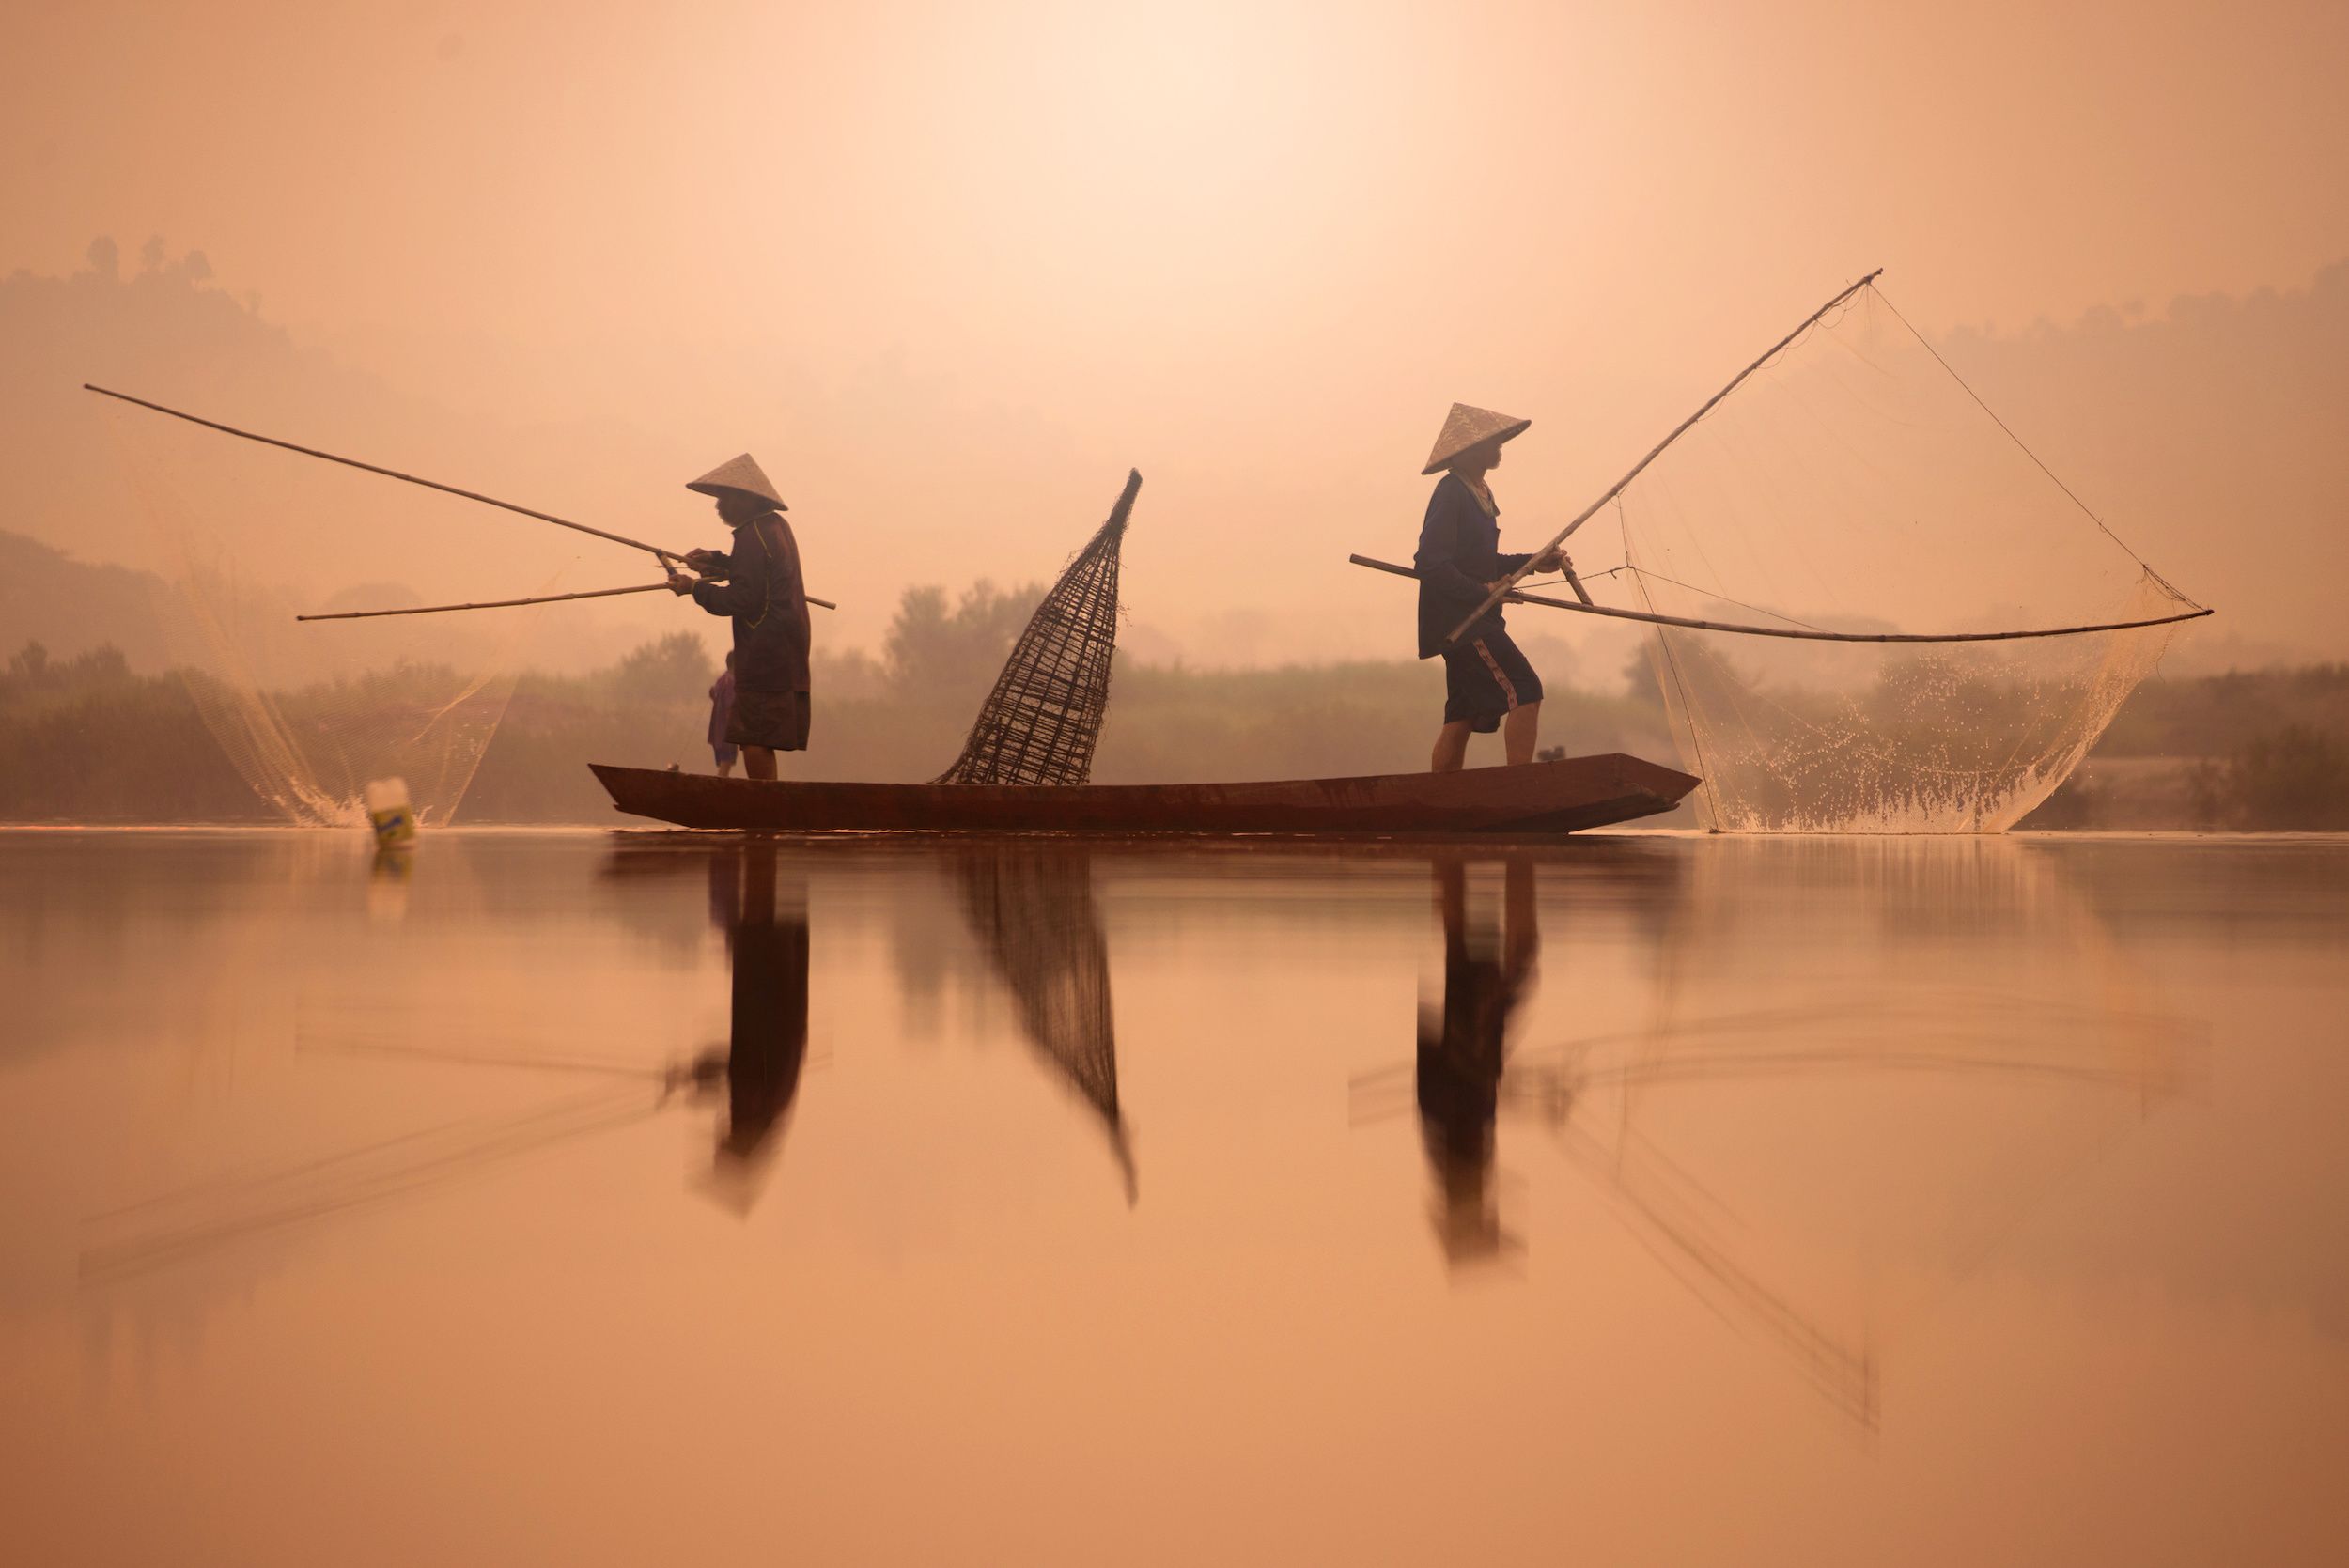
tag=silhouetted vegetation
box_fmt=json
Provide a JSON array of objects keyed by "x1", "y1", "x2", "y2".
[
  {"x1": 5, "y1": 599, "x2": 2347, "y2": 825},
  {"x1": 2097, "y1": 664, "x2": 2349, "y2": 759},
  {"x1": 2016, "y1": 665, "x2": 2349, "y2": 829},
  {"x1": 0, "y1": 641, "x2": 263, "y2": 819},
  {"x1": 2187, "y1": 726, "x2": 2349, "y2": 831}
]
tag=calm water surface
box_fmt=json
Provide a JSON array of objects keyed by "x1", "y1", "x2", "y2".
[{"x1": 3, "y1": 829, "x2": 2345, "y2": 1565}]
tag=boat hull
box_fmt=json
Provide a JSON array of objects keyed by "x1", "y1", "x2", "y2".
[{"x1": 588, "y1": 754, "x2": 1699, "y2": 835}]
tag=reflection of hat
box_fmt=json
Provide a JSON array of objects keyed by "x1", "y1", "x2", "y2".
[
  {"x1": 1423, "y1": 403, "x2": 1531, "y2": 475},
  {"x1": 687, "y1": 453, "x2": 787, "y2": 512},
  {"x1": 696, "y1": 1146, "x2": 778, "y2": 1219},
  {"x1": 1431, "y1": 1196, "x2": 1521, "y2": 1266}
]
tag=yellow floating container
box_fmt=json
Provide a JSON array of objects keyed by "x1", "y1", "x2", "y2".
[{"x1": 363, "y1": 777, "x2": 416, "y2": 846}]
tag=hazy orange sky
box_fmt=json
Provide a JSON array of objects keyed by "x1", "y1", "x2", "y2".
[{"x1": 6, "y1": 0, "x2": 2345, "y2": 666}]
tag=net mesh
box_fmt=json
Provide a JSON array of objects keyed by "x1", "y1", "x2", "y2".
[
  {"x1": 934, "y1": 471, "x2": 1138, "y2": 786},
  {"x1": 1590, "y1": 284, "x2": 2201, "y2": 832},
  {"x1": 100, "y1": 401, "x2": 534, "y2": 827}
]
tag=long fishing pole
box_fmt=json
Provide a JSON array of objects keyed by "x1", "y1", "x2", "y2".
[
  {"x1": 296, "y1": 581, "x2": 836, "y2": 621},
  {"x1": 86, "y1": 383, "x2": 695, "y2": 564},
  {"x1": 1439, "y1": 268, "x2": 1885, "y2": 648},
  {"x1": 1354, "y1": 554, "x2": 2212, "y2": 643}
]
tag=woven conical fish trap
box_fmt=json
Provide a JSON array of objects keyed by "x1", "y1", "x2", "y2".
[{"x1": 935, "y1": 470, "x2": 1140, "y2": 787}]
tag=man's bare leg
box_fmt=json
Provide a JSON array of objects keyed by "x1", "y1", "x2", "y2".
[
  {"x1": 743, "y1": 746, "x2": 778, "y2": 782},
  {"x1": 1502, "y1": 702, "x2": 1542, "y2": 766},
  {"x1": 717, "y1": 759, "x2": 736, "y2": 778},
  {"x1": 1430, "y1": 721, "x2": 1473, "y2": 773}
]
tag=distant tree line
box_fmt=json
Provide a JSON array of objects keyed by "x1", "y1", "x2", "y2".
[
  {"x1": 2095, "y1": 663, "x2": 2349, "y2": 763},
  {"x1": 5, "y1": 601, "x2": 2347, "y2": 828},
  {"x1": 2186, "y1": 726, "x2": 2349, "y2": 831},
  {"x1": 2021, "y1": 663, "x2": 2349, "y2": 830}
]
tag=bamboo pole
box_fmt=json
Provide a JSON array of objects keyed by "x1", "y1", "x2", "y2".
[
  {"x1": 296, "y1": 581, "x2": 838, "y2": 621},
  {"x1": 1439, "y1": 269, "x2": 1884, "y2": 648},
  {"x1": 1353, "y1": 555, "x2": 2212, "y2": 644},
  {"x1": 91, "y1": 383, "x2": 678, "y2": 564}
]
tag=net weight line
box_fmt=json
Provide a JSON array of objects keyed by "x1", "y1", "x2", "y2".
[{"x1": 1351, "y1": 555, "x2": 2212, "y2": 644}]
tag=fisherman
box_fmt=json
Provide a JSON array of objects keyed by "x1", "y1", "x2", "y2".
[
  {"x1": 1413, "y1": 404, "x2": 1568, "y2": 771},
  {"x1": 666, "y1": 455, "x2": 811, "y2": 781}
]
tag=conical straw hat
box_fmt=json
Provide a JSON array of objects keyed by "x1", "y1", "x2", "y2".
[
  {"x1": 686, "y1": 453, "x2": 787, "y2": 511},
  {"x1": 1422, "y1": 403, "x2": 1531, "y2": 474}
]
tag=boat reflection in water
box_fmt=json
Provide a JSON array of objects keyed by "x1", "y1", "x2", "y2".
[
  {"x1": 692, "y1": 839, "x2": 1142, "y2": 1211},
  {"x1": 79, "y1": 840, "x2": 817, "y2": 1279},
  {"x1": 1354, "y1": 838, "x2": 2208, "y2": 1433},
  {"x1": 70, "y1": 830, "x2": 2205, "y2": 1449},
  {"x1": 1355, "y1": 846, "x2": 1664, "y2": 1276}
]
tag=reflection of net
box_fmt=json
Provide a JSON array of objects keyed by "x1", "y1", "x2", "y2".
[
  {"x1": 954, "y1": 846, "x2": 1134, "y2": 1197},
  {"x1": 102, "y1": 404, "x2": 529, "y2": 826},
  {"x1": 1605, "y1": 287, "x2": 2199, "y2": 831},
  {"x1": 934, "y1": 471, "x2": 1138, "y2": 786},
  {"x1": 1589, "y1": 836, "x2": 2204, "y2": 1426}
]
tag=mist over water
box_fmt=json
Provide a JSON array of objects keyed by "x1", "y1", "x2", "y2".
[{"x1": 5, "y1": 829, "x2": 2344, "y2": 1565}]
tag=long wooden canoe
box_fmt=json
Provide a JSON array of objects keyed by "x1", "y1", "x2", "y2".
[{"x1": 589, "y1": 754, "x2": 1699, "y2": 835}]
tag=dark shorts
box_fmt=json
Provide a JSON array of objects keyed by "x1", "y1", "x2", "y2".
[
  {"x1": 726, "y1": 688, "x2": 811, "y2": 752},
  {"x1": 1440, "y1": 632, "x2": 1542, "y2": 732}
]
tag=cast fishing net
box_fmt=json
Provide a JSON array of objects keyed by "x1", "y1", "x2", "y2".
[
  {"x1": 1557, "y1": 278, "x2": 2204, "y2": 831},
  {"x1": 934, "y1": 471, "x2": 1139, "y2": 786},
  {"x1": 96, "y1": 397, "x2": 537, "y2": 826}
]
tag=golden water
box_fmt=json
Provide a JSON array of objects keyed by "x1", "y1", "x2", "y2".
[{"x1": 3, "y1": 830, "x2": 2343, "y2": 1565}]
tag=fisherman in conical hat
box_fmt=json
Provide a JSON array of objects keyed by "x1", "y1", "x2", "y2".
[
  {"x1": 667, "y1": 454, "x2": 811, "y2": 780},
  {"x1": 1412, "y1": 403, "x2": 1568, "y2": 771}
]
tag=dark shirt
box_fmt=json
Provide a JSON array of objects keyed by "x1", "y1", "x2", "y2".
[
  {"x1": 690, "y1": 512, "x2": 811, "y2": 692},
  {"x1": 1413, "y1": 473, "x2": 1531, "y2": 659}
]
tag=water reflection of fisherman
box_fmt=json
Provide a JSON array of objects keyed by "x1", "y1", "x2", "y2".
[
  {"x1": 702, "y1": 841, "x2": 809, "y2": 1210},
  {"x1": 1417, "y1": 856, "x2": 1539, "y2": 1264}
]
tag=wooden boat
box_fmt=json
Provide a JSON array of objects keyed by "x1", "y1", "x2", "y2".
[{"x1": 589, "y1": 753, "x2": 1699, "y2": 835}]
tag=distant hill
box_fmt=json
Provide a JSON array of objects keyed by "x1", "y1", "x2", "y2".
[
  {"x1": 0, "y1": 530, "x2": 176, "y2": 670},
  {"x1": 0, "y1": 241, "x2": 700, "y2": 676},
  {"x1": 7, "y1": 240, "x2": 2345, "y2": 671},
  {"x1": 0, "y1": 528, "x2": 448, "y2": 676},
  {"x1": 1942, "y1": 262, "x2": 2349, "y2": 669}
]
